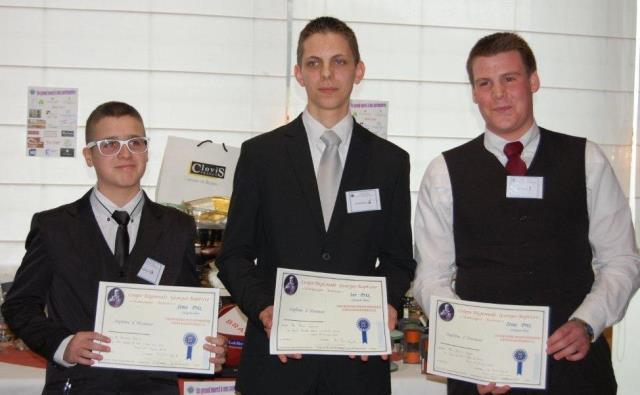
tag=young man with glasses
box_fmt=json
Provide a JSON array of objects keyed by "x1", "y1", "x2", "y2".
[{"x1": 2, "y1": 101, "x2": 227, "y2": 394}]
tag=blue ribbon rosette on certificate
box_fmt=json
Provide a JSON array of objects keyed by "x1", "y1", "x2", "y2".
[
  {"x1": 513, "y1": 349, "x2": 528, "y2": 375},
  {"x1": 356, "y1": 318, "x2": 370, "y2": 344},
  {"x1": 183, "y1": 332, "x2": 198, "y2": 360}
]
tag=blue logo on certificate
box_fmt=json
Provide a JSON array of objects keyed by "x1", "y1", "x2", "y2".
[
  {"x1": 356, "y1": 318, "x2": 370, "y2": 344},
  {"x1": 183, "y1": 332, "x2": 198, "y2": 360},
  {"x1": 513, "y1": 349, "x2": 528, "y2": 375}
]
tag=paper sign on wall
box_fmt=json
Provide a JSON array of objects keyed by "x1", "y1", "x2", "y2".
[
  {"x1": 156, "y1": 136, "x2": 240, "y2": 204},
  {"x1": 350, "y1": 100, "x2": 389, "y2": 139},
  {"x1": 26, "y1": 86, "x2": 78, "y2": 158},
  {"x1": 179, "y1": 380, "x2": 236, "y2": 395}
]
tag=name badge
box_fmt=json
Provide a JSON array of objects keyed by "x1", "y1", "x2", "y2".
[
  {"x1": 346, "y1": 189, "x2": 381, "y2": 213},
  {"x1": 137, "y1": 258, "x2": 165, "y2": 285},
  {"x1": 506, "y1": 176, "x2": 544, "y2": 199}
]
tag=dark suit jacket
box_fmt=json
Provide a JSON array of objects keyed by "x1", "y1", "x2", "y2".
[
  {"x1": 2, "y1": 189, "x2": 199, "y2": 393},
  {"x1": 216, "y1": 115, "x2": 416, "y2": 393}
]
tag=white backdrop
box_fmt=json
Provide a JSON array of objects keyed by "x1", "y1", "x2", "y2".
[{"x1": 0, "y1": 0, "x2": 638, "y2": 391}]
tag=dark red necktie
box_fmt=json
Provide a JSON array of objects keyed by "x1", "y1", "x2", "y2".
[{"x1": 504, "y1": 141, "x2": 527, "y2": 176}]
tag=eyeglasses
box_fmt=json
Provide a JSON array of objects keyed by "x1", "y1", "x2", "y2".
[{"x1": 86, "y1": 137, "x2": 150, "y2": 156}]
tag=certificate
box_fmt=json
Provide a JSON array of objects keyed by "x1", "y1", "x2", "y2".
[
  {"x1": 270, "y1": 268, "x2": 391, "y2": 355},
  {"x1": 94, "y1": 282, "x2": 219, "y2": 374},
  {"x1": 427, "y1": 297, "x2": 549, "y2": 389}
]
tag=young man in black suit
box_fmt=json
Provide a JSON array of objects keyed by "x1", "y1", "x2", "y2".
[
  {"x1": 2, "y1": 101, "x2": 227, "y2": 394},
  {"x1": 217, "y1": 17, "x2": 416, "y2": 395}
]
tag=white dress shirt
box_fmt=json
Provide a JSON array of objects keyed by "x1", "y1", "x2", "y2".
[
  {"x1": 302, "y1": 108, "x2": 353, "y2": 176},
  {"x1": 53, "y1": 187, "x2": 145, "y2": 366},
  {"x1": 412, "y1": 122, "x2": 640, "y2": 340},
  {"x1": 90, "y1": 188, "x2": 145, "y2": 254}
]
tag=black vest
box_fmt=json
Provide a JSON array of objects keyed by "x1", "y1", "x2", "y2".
[{"x1": 443, "y1": 128, "x2": 593, "y2": 331}]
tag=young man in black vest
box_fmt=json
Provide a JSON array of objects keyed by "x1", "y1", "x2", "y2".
[
  {"x1": 413, "y1": 33, "x2": 640, "y2": 394},
  {"x1": 2, "y1": 101, "x2": 227, "y2": 394},
  {"x1": 217, "y1": 16, "x2": 415, "y2": 395}
]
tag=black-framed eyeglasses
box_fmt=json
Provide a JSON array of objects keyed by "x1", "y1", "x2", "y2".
[{"x1": 86, "y1": 137, "x2": 150, "y2": 156}]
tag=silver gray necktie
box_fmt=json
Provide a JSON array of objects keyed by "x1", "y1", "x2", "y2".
[{"x1": 317, "y1": 130, "x2": 342, "y2": 230}]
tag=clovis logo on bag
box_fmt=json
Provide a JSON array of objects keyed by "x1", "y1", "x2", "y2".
[{"x1": 190, "y1": 161, "x2": 226, "y2": 179}]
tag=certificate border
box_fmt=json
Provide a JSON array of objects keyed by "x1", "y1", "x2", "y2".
[
  {"x1": 94, "y1": 282, "x2": 219, "y2": 374},
  {"x1": 273, "y1": 269, "x2": 391, "y2": 355},
  {"x1": 430, "y1": 298, "x2": 549, "y2": 389}
]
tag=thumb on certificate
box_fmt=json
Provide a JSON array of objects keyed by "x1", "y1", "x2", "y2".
[
  {"x1": 259, "y1": 306, "x2": 274, "y2": 337},
  {"x1": 203, "y1": 335, "x2": 226, "y2": 355},
  {"x1": 204, "y1": 336, "x2": 227, "y2": 372},
  {"x1": 387, "y1": 305, "x2": 398, "y2": 330}
]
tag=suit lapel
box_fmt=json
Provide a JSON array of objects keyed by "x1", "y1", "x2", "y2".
[
  {"x1": 284, "y1": 115, "x2": 326, "y2": 235},
  {"x1": 328, "y1": 121, "x2": 372, "y2": 234},
  {"x1": 127, "y1": 193, "x2": 165, "y2": 282},
  {"x1": 66, "y1": 190, "x2": 116, "y2": 284}
]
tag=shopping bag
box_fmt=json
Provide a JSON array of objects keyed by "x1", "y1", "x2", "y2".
[{"x1": 155, "y1": 136, "x2": 240, "y2": 204}]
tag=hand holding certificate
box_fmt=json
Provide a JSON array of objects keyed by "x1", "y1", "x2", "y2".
[
  {"x1": 427, "y1": 297, "x2": 549, "y2": 390},
  {"x1": 93, "y1": 282, "x2": 220, "y2": 374},
  {"x1": 270, "y1": 268, "x2": 391, "y2": 356}
]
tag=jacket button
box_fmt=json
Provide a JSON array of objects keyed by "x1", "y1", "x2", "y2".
[{"x1": 321, "y1": 252, "x2": 331, "y2": 261}]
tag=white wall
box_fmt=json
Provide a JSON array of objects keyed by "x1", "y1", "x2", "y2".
[
  {"x1": 616, "y1": 3, "x2": 640, "y2": 391},
  {"x1": 0, "y1": 1, "x2": 290, "y2": 278},
  {"x1": 0, "y1": 0, "x2": 638, "y2": 389}
]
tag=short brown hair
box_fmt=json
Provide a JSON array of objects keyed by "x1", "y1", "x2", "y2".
[
  {"x1": 466, "y1": 32, "x2": 537, "y2": 84},
  {"x1": 85, "y1": 101, "x2": 145, "y2": 143},
  {"x1": 296, "y1": 16, "x2": 360, "y2": 65}
]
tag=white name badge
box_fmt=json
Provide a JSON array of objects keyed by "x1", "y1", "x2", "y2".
[
  {"x1": 506, "y1": 176, "x2": 544, "y2": 199},
  {"x1": 346, "y1": 188, "x2": 381, "y2": 213},
  {"x1": 137, "y1": 257, "x2": 165, "y2": 285}
]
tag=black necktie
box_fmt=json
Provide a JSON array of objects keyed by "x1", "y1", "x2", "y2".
[{"x1": 111, "y1": 210, "x2": 130, "y2": 270}]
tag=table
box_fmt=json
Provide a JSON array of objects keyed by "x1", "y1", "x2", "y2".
[
  {"x1": 0, "y1": 362, "x2": 45, "y2": 394},
  {"x1": 391, "y1": 361, "x2": 447, "y2": 394},
  {"x1": 0, "y1": 358, "x2": 447, "y2": 395}
]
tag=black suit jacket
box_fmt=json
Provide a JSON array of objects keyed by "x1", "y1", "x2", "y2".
[
  {"x1": 2, "y1": 190, "x2": 199, "y2": 392},
  {"x1": 216, "y1": 115, "x2": 416, "y2": 393}
]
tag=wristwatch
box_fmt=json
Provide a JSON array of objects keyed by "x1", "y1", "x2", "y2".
[{"x1": 570, "y1": 318, "x2": 594, "y2": 341}]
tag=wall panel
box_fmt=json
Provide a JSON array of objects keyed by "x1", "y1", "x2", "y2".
[{"x1": 0, "y1": 1, "x2": 635, "y2": 282}]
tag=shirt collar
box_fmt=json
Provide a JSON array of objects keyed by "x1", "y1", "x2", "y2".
[
  {"x1": 91, "y1": 187, "x2": 145, "y2": 219},
  {"x1": 484, "y1": 121, "x2": 540, "y2": 154},
  {"x1": 302, "y1": 108, "x2": 353, "y2": 148}
]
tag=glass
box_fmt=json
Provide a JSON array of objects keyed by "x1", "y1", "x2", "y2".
[
  {"x1": 86, "y1": 136, "x2": 149, "y2": 156},
  {"x1": 402, "y1": 328, "x2": 422, "y2": 364},
  {"x1": 0, "y1": 287, "x2": 14, "y2": 344},
  {"x1": 390, "y1": 329, "x2": 404, "y2": 362},
  {"x1": 184, "y1": 196, "x2": 230, "y2": 288},
  {"x1": 420, "y1": 332, "x2": 429, "y2": 373}
]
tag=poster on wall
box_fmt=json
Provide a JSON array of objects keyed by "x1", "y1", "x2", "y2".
[
  {"x1": 350, "y1": 100, "x2": 388, "y2": 139},
  {"x1": 26, "y1": 86, "x2": 78, "y2": 157}
]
